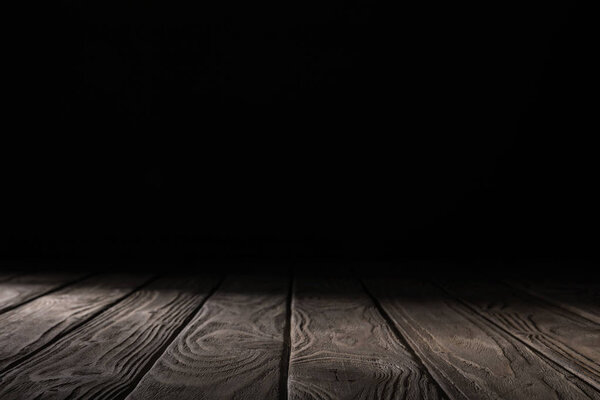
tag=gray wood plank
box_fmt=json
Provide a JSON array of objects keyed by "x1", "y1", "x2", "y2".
[
  {"x1": 507, "y1": 280, "x2": 600, "y2": 325},
  {"x1": 437, "y1": 280, "x2": 600, "y2": 391},
  {"x1": 0, "y1": 272, "x2": 87, "y2": 314},
  {"x1": 0, "y1": 274, "x2": 220, "y2": 400},
  {"x1": 289, "y1": 277, "x2": 445, "y2": 400},
  {"x1": 0, "y1": 273, "x2": 154, "y2": 371},
  {"x1": 126, "y1": 275, "x2": 289, "y2": 400},
  {"x1": 363, "y1": 278, "x2": 599, "y2": 400}
]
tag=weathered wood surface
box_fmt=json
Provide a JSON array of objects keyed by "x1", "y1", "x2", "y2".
[
  {"x1": 363, "y1": 278, "x2": 599, "y2": 400},
  {"x1": 437, "y1": 280, "x2": 600, "y2": 390},
  {"x1": 0, "y1": 275, "x2": 220, "y2": 400},
  {"x1": 0, "y1": 272, "x2": 86, "y2": 314},
  {"x1": 126, "y1": 275, "x2": 289, "y2": 400},
  {"x1": 289, "y1": 277, "x2": 444, "y2": 400},
  {"x1": 507, "y1": 280, "x2": 600, "y2": 325},
  {"x1": 0, "y1": 273, "x2": 153, "y2": 371}
]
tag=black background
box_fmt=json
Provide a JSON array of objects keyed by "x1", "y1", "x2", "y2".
[{"x1": 3, "y1": 1, "x2": 597, "y2": 273}]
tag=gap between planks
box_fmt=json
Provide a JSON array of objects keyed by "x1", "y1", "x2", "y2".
[
  {"x1": 431, "y1": 280, "x2": 600, "y2": 393},
  {"x1": 0, "y1": 274, "x2": 159, "y2": 374},
  {"x1": 503, "y1": 280, "x2": 600, "y2": 326},
  {"x1": 364, "y1": 277, "x2": 599, "y2": 399},
  {"x1": 126, "y1": 274, "x2": 290, "y2": 400},
  {"x1": 279, "y1": 274, "x2": 294, "y2": 400},
  {"x1": 0, "y1": 272, "x2": 96, "y2": 316},
  {"x1": 121, "y1": 274, "x2": 227, "y2": 400},
  {"x1": 0, "y1": 274, "x2": 224, "y2": 400},
  {"x1": 357, "y1": 277, "x2": 451, "y2": 400}
]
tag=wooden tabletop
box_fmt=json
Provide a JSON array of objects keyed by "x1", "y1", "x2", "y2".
[{"x1": 0, "y1": 267, "x2": 598, "y2": 400}]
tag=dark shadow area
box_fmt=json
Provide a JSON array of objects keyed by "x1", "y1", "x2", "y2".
[
  {"x1": 1, "y1": 258, "x2": 599, "y2": 283},
  {"x1": 1, "y1": 266, "x2": 597, "y2": 300},
  {"x1": 3, "y1": 2, "x2": 597, "y2": 279}
]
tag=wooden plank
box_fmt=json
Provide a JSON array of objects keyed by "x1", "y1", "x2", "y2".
[
  {"x1": 126, "y1": 275, "x2": 289, "y2": 400},
  {"x1": 507, "y1": 280, "x2": 600, "y2": 325},
  {"x1": 0, "y1": 272, "x2": 87, "y2": 314},
  {"x1": 289, "y1": 277, "x2": 444, "y2": 400},
  {"x1": 0, "y1": 274, "x2": 220, "y2": 400},
  {"x1": 363, "y1": 278, "x2": 599, "y2": 400},
  {"x1": 0, "y1": 273, "x2": 154, "y2": 371},
  {"x1": 437, "y1": 280, "x2": 600, "y2": 390},
  {"x1": 0, "y1": 272, "x2": 20, "y2": 283}
]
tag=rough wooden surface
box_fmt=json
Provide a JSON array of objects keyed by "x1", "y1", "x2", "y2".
[
  {"x1": 0, "y1": 272, "x2": 86, "y2": 314},
  {"x1": 289, "y1": 277, "x2": 444, "y2": 400},
  {"x1": 0, "y1": 272, "x2": 598, "y2": 400},
  {"x1": 0, "y1": 275, "x2": 220, "y2": 400},
  {"x1": 437, "y1": 280, "x2": 600, "y2": 390},
  {"x1": 507, "y1": 280, "x2": 600, "y2": 325},
  {"x1": 126, "y1": 275, "x2": 289, "y2": 400},
  {"x1": 0, "y1": 273, "x2": 153, "y2": 371},
  {"x1": 363, "y1": 278, "x2": 599, "y2": 400}
]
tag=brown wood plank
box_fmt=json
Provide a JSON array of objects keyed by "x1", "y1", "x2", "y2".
[
  {"x1": 0, "y1": 272, "x2": 87, "y2": 314},
  {"x1": 363, "y1": 278, "x2": 599, "y2": 400},
  {"x1": 289, "y1": 276, "x2": 445, "y2": 400},
  {"x1": 437, "y1": 280, "x2": 600, "y2": 391},
  {"x1": 507, "y1": 280, "x2": 600, "y2": 325},
  {"x1": 126, "y1": 275, "x2": 289, "y2": 400},
  {"x1": 0, "y1": 273, "x2": 154, "y2": 371},
  {"x1": 0, "y1": 274, "x2": 220, "y2": 400}
]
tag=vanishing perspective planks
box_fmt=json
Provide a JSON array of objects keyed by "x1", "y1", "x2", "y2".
[
  {"x1": 0, "y1": 273, "x2": 153, "y2": 371},
  {"x1": 0, "y1": 270, "x2": 598, "y2": 400},
  {"x1": 507, "y1": 280, "x2": 600, "y2": 325},
  {"x1": 0, "y1": 275, "x2": 220, "y2": 400},
  {"x1": 0, "y1": 272, "x2": 87, "y2": 314},
  {"x1": 363, "y1": 278, "x2": 599, "y2": 400},
  {"x1": 437, "y1": 280, "x2": 600, "y2": 391},
  {"x1": 289, "y1": 276, "x2": 444, "y2": 400},
  {"x1": 127, "y1": 275, "x2": 289, "y2": 400}
]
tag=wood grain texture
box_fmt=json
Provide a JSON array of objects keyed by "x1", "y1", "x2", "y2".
[
  {"x1": 0, "y1": 272, "x2": 86, "y2": 314},
  {"x1": 0, "y1": 273, "x2": 153, "y2": 371},
  {"x1": 0, "y1": 275, "x2": 220, "y2": 400},
  {"x1": 126, "y1": 275, "x2": 289, "y2": 400},
  {"x1": 437, "y1": 280, "x2": 600, "y2": 390},
  {"x1": 507, "y1": 280, "x2": 600, "y2": 325},
  {"x1": 289, "y1": 277, "x2": 444, "y2": 400},
  {"x1": 363, "y1": 278, "x2": 600, "y2": 400}
]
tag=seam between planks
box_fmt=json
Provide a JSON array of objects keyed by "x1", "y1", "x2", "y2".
[
  {"x1": 117, "y1": 274, "x2": 227, "y2": 400},
  {"x1": 357, "y1": 276, "x2": 452, "y2": 400},
  {"x1": 279, "y1": 273, "x2": 294, "y2": 400},
  {"x1": 501, "y1": 280, "x2": 600, "y2": 326},
  {"x1": 0, "y1": 272, "x2": 98, "y2": 316},
  {"x1": 0, "y1": 274, "x2": 160, "y2": 375},
  {"x1": 431, "y1": 280, "x2": 600, "y2": 393}
]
